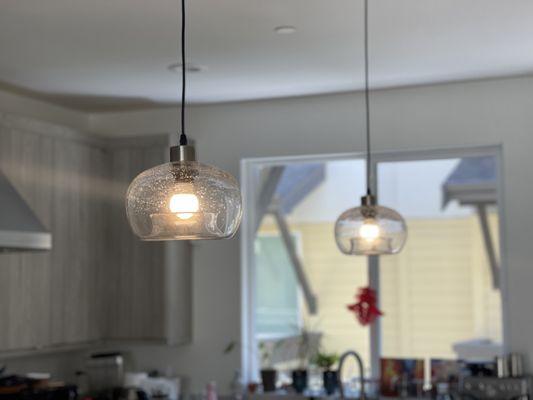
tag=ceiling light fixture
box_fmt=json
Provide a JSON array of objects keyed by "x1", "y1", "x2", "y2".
[
  {"x1": 334, "y1": 0, "x2": 407, "y2": 256},
  {"x1": 274, "y1": 25, "x2": 297, "y2": 35},
  {"x1": 125, "y1": 0, "x2": 242, "y2": 240},
  {"x1": 167, "y1": 62, "x2": 207, "y2": 73}
]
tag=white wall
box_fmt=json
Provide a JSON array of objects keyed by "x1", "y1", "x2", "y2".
[{"x1": 89, "y1": 75, "x2": 533, "y2": 392}]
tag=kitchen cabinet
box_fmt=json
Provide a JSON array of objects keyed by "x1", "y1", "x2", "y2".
[
  {"x1": 49, "y1": 139, "x2": 108, "y2": 346},
  {"x1": 104, "y1": 137, "x2": 191, "y2": 345},
  {"x1": 105, "y1": 141, "x2": 166, "y2": 341},
  {"x1": 0, "y1": 120, "x2": 109, "y2": 351},
  {"x1": 0, "y1": 127, "x2": 54, "y2": 350},
  {"x1": 0, "y1": 115, "x2": 191, "y2": 353}
]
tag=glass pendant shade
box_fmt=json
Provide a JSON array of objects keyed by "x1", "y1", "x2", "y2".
[
  {"x1": 126, "y1": 156, "x2": 242, "y2": 241},
  {"x1": 334, "y1": 195, "x2": 407, "y2": 255}
]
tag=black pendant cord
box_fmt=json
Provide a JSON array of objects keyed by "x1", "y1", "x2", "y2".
[
  {"x1": 179, "y1": 0, "x2": 188, "y2": 146},
  {"x1": 363, "y1": 0, "x2": 372, "y2": 196}
]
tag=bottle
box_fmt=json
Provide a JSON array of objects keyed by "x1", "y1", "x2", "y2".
[
  {"x1": 206, "y1": 381, "x2": 218, "y2": 400},
  {"x1": 435, "y1": 382, "x2": 453, "y2": 400},
  {"x1": 75, "y1": 371, "x2": 89, "y2": 396},
  {"x1": 231, "y1": 370, "x2": 244, "y2": 400}
]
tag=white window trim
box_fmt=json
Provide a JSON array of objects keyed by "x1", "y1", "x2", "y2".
[{"x1": 240, "y1": 145, "x2": 508, "y2": 383}]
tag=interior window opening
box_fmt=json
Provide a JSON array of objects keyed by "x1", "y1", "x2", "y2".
[{"x1": 244, "y1": 150, "x2": 504, "y2": 397}]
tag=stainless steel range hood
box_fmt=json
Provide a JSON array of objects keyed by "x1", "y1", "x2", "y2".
[{"x1": 0, "y1": 171, "x2": 52, "y2": 252}]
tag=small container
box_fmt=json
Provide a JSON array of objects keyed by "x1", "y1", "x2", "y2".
[
  {"x1": 435, "y1": 382, "x2": 453, "y2": 400},
  {"x1": 206, "y1": 381, "x2": 218, "y2": 400},
  {"x1": 292, "y1": 369, "x2": 308, "y2": 394},
  {"x1": 508, "y1": 353, "x2": 523, "y2": 377},
  {"x1": 260, "y1": 369, "x2": 277, "y2": 392},
  {"x1": 322, "y1": 370, "x2": 338, "y2": 395},
  {"x1": 230, "y1": 370, "x2": 244, "y2": 400},
  {"x1": 496, "y1": 356, "x2": 510, "y2": 378},
  {"x1": 75, "y1": 371, "x2": 89, "y2": 396},
  {"x1": 85, "y1": 352, "x2": 124, "y2": 391}
]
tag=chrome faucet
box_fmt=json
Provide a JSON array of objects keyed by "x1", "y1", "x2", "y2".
[{"x1": 338, "y1": 350, "x2": 366, "y2": 400}]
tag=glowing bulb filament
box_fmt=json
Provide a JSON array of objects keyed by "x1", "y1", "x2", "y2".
[
  {"x1": 169, "y1": 193, "x2": 199, "y2": 220},
  {"x1": 359, "y1": 220, "x2": 380, "y2": 242}
]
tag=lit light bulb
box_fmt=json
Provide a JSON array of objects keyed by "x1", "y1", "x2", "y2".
[
  {"x1": 169, "y1": 193, "x2": 199, "y2": 220},
  {"x1": 359, "y1": 219, "x2": 380, "y2": 242}
]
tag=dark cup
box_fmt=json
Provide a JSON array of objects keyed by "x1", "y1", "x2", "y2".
[
  {"x1": 292, "y1": 369, "x2": 308, "y2": 394},
  {"x1": 261, "y1": 369, "x2": 277, "y2": 392},
  {"x1": 323, "y1": 370, "x2": 338, "y2": 395}
]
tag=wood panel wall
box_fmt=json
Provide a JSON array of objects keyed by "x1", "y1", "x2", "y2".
[{"x1": 0, "y1": 113, "x2": 189, "y2": 353}]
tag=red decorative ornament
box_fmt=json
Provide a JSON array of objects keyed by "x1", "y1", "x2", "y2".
[{"x1": 347, "y1": 286, "x2": 383, "y2": 326}]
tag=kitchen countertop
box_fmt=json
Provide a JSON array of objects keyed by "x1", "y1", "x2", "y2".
[{"x1": 247, "y1": 394, "x2": 421, "y2": 400}]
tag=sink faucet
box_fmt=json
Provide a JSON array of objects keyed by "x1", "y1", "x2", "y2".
[{"x1": 338, "y1": 350, "x2": 366, "y2": 400}]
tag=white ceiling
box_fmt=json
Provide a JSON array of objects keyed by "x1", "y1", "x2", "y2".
[{"x1": 1, "y1": 0, "x2": 533, "y2": 111}]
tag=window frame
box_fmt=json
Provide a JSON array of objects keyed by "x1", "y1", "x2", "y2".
[{"x1": 240, "y1": 145, "x2": 507, "y2": 383}]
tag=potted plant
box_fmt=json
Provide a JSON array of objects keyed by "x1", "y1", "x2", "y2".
[
  {"x1": 259, "y1": 342, "x2": 278, "y2": 392},
  {"x1": 314, "y1": 352, "x2": 339, "y2": 395},
  {"x1": 291, "y1": 327, "x2": 316, "y2": 394},
  {"x1": 222, "y1": 340, "x2": 278, "y2": 393}
]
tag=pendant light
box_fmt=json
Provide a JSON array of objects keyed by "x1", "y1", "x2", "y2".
[
  {"x1": 125, "y1": 0, "x2": 242, "y2": 240},
  {"x1": 334, "y1": 0, "x2": 407, "y2": 255}
]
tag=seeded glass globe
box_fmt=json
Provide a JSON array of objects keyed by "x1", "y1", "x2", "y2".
[
  {"x1": 334, "y1": 196, "x2": 407, "y2": 255},
  {"x1": 126, "y1": 160, "x2": 242, "y2": 240}
]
